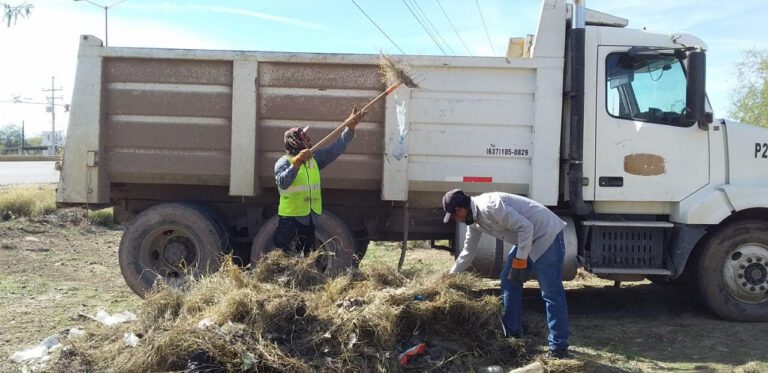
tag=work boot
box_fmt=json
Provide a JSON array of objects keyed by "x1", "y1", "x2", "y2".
[{"x1": 546, "y1": 349, "x2": 570, "y2": 360}]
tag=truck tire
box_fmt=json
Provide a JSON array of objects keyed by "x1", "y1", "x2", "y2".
[
  {"x1": 118, "y1": 203, "x2": 228, "y2": 297},
  {"x1": 250, "y1": 211, "x2": 355, "y2": 275},
  {"x1": 196, "y1": 204, "x2": 235, "y2": 257},
  {"x1": 696, "y1": 220, "x2": 768, "y2": 321}
]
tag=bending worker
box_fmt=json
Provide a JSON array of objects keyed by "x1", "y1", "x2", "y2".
[
  {"x1": 273, "y1": 107, "x2": 366, "y2": 254},
  {"x1": 441, "y1": 189, "x2": 570, "y2": 359}
]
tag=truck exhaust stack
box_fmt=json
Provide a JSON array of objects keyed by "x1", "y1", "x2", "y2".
[{"x1": 566, "y1": 0, "x2": 592, "y2": 215}]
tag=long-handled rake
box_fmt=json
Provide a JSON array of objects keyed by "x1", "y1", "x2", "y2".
[{"x1": 309, "y1": 55, "x2": 420, "y2": 152}]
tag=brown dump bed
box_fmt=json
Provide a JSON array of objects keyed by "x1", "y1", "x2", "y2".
[
  {"x1": 102, "y1": 55, "x2": 385, "y2": 190},
  {"x1": 59, "y1": 35, "x2": 562, "y2": 207}
]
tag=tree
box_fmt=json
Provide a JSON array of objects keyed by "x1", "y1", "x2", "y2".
[
  {"x1": 0, "y1": 123, "x2": 22, "y2": 149},
  {"x1": 729, "y1": 49, "x2": 768, "y2": 128},
  {"x1": 26, "y1": 135, "x2": 42, "y2": 146},
  {"x1": 2, "y1": 2, "x2": 32, "y2": 27}
]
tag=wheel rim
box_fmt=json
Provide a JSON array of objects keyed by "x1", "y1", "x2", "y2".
[
  {"x1": 313, "y1": 232, "x2": 341, "y2": 273},
  {"x1": 722, "y1": 243, "x2": 768, "y2": 304},
  {"x1": 139, "y1": 225, "x2": 200, "y2": 285}
]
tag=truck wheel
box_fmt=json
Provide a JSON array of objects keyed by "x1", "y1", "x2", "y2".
[
  {"x1": 196, "y1": 204, "x2": 234, "y2": 256},
  {"x1": 251, "y1": 211, "x2": 355, "y2": 275},
  {"x1": 118, "y1": 203, "x2": 228, "y2": 297},
  {"x1": 697, "y1": 220, "x2": 768, "y2": 321}
]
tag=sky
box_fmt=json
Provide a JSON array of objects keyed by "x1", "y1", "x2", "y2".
[{"x1": 1, "y1": 0, "x2": 767, "y2": 137}]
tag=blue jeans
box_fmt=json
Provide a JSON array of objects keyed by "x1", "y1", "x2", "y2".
[{"x1": 500, "y1": 232, "x2": 568, "y2": 352}]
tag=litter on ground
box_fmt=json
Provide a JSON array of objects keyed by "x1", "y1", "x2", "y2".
[
  {"x1": 122, "y1": 332, "x2": 140, "y2": 348},
  {"x1": 9, "y1": 335, "x2": 60, "y2": 363},
  {"x1": 80, "y1": 310, "x2": 137, "y2": 327}
]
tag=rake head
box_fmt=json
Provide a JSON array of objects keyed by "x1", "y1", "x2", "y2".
[{"x1": 378, "y1": 54, "x2": 419, "y2": 89}]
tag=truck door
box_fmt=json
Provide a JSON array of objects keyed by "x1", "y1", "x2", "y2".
[{"x1": 594, "y1": 47, "x2": 708, "y2": 201}]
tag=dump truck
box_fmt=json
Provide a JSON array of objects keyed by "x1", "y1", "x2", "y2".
[{"x1": 57, "y1": 0, "x2": 768, "y2": 321}]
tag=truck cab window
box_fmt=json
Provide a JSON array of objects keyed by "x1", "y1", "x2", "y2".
[{"x1": 606, "y1": 52, "x2": 688, "y2": 126}]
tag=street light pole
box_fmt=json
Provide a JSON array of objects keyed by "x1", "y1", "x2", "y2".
[
  {"x1": 104, "y1": 6, "x2": 108, "y2": 46},
  {"x1": 74, "y1": 0, "x2": 129, "y2": 46}
]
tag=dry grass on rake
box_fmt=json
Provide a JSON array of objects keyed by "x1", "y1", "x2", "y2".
[
  {"x1": 55, "y1": 252, "x2": 530, "y2": 372},
  {"x1": 378, "y1": 54, "x2": 419, "y2": 89}
]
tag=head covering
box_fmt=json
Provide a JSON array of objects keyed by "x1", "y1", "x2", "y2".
[
  {"x1": 284, "y1": 127, "x2": 310, "y2": 156},
  {"x1": 442, "y1": 189, "x2": 471, "y2": 223}
]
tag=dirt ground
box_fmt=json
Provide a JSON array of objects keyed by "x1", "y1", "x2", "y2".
[
  {"x1": 1, "y1": 216, "x2": 767, "y2": 372},
  {"x1": 0, "y1": 212, "x2": 141, "y2": 372}
]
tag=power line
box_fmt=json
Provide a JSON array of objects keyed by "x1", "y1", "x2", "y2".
[
  {"x1": 401, "y1": 0, "x2": 447, "y2": 56},
  {"x1": 436, "y1": 0, "x2": 472, "y2": 56},
  {"x1": 474, "y1": 0, "x2": 496, "y2": 55},
  {"x1": 411, "y1": 0, "x2": 454, "y2": 55},
  {"x1": 402, "y1": 0, "x2": 444, "y2": 55},
  {"x1": 349, "y1": 0, "x2": 406, "y2": 54},
  {"x1": 0, "y1": 100, "x2": 69, "y2": 108}
]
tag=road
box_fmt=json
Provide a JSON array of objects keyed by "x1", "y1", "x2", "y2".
[{"x1": 0, "y1": 162, "x2": 59, "y2": 185}]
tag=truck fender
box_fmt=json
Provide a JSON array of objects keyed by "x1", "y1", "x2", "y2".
[
  {"x1": 669, "y1": 186, "x2": 768, "y2": 279},
  {"x1": 720, "y1": 185, "x2": 768, "y2": 212},
  {"x1": 669, "y1": 224, "x2": 708, "y2": 278},
  {"x1": 673, "y1": 185, "x2": 768, "y2": 226},
  {"x1": 671, "y1": 188, "x2": 733, "y2": 225}
]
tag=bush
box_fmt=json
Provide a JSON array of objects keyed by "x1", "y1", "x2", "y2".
[
  {"x1": 0, "y1": 184, "x2": 56, "y2": 219},
  {"x1": 87, "y1": 208, "x2": 114, "y2": 227}
]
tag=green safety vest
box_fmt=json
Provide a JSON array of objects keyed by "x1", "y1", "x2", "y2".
[{"x1": 278, "y1": 156, "x2": 322, "y2": 216}]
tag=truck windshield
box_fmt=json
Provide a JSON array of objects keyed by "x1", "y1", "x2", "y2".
[{"x1": 606, "y1": 52, "x2": 688, "y2": 126}]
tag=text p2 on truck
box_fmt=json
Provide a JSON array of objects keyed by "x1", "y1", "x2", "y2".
[{"x1": 57, "y1": 0, "x2": 768, "y2": 321}]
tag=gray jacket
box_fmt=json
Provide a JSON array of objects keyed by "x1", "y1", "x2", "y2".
[{"x1": 450, "y1": 192, "x2": 566, "y2": 274}]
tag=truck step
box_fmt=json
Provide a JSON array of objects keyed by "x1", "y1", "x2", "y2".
[
  {"x1": 590, "y1": 268, "x2": 672, "y2": 276},
  {"x1": 582, "y1": 220, "x2": 674, "y2": 228}
]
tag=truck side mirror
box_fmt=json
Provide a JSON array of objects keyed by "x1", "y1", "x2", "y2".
[{"x1": 685, "y1": 51, "x2": 712, "y2": 128}]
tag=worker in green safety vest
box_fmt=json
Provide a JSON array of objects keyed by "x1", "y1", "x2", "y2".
[{"x1": 273, "y1": 106, "x2": 367, "y2": 255}]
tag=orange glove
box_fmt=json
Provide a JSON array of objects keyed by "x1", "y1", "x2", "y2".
[{"x1": 508, "y1": 258, "x2": 528, "y2": 284}]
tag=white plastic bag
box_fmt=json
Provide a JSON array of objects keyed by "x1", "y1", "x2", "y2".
[
  {"x1": 197, "y1": 318, "x2": 214, "y2": 329},
  {"x1": 82, "y1": 310, "x2": 137, "y2": 326},
  {"x1": 9, "y1": 335, "x2": 60, "y2": 363},
  {"x1": 123, "y1": 332, "x2": 140, "y2": 347},
  {"x1": 67, "y1": 328, "x2": 85, "y2": 339}
]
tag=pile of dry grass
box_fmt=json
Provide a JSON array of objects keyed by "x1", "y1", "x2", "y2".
[
  {"x1": 55, "y1": 252, "x2": 529, "y2": 372},
  {"x1": 86, "y1": 208, "x2": 114, "y2": 227}
]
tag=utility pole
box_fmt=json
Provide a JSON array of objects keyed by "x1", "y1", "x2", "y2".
[
  {"x1": 42, "y1": 76, "x2": 63, "y2": 156},
  {"x1": 20, "y1": 121, "x2": 25, "y2": 155}
]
